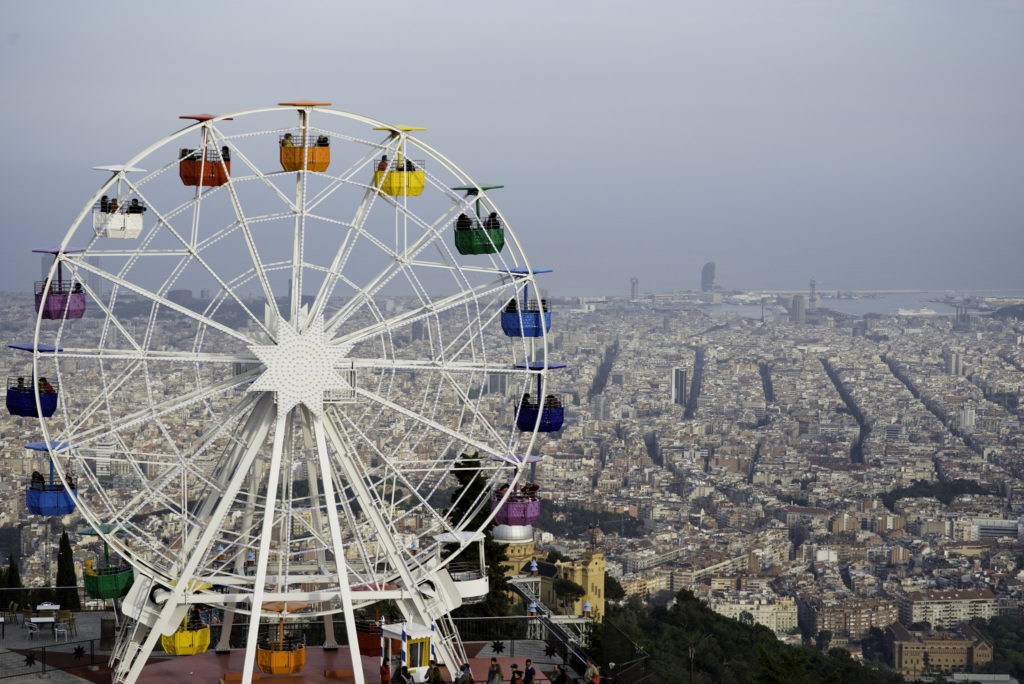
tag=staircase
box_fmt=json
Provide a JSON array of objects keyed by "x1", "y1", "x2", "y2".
[
  {"x1": 110, "y1": 617, "x2": 149, "y2": 683},
  {"x1": 506, "y1": 575, "x2": 592, "y2": 664}
]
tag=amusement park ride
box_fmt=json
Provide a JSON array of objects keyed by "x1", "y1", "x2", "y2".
[{"x1": 14, "y1": 103, "x2": 565, "y2": 683}]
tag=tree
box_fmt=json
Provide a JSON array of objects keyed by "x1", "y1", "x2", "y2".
[
  {"x1": 605, "y1": 573, "x2": 626, "y2": 601},
  {"x1": 546, "y1": 549, "x2": 571, "y2": 563},
  {"x1": 739, "y1": 611, "x2": 754, "y2": 626},
  {"x1": 553, "y1": 577, "x2": 586, "y2": 614},
  {"x1": 56, "y1": 529, "x2": 81, "y2": 609},
  {"x1": 6, "y1": 554, "x2": 24, "y2": 606},
  {"x1": 449, "y1": 454, "x2": 511, "y2": 618},
  {"x1": 816, "y1": 629, "x2": 832, "y2": 652}
]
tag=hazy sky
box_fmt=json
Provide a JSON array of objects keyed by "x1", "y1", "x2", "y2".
[{"x1": 2, "y1": 1, "x2": 1022, "y2": 296}]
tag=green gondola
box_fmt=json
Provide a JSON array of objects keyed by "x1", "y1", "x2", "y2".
[
  {"x1": 452, "y1": 185, "x2": 505, "y2": 255},
  {"x1": 79, "y1": 524, "x2": 134, "y2": 599}
]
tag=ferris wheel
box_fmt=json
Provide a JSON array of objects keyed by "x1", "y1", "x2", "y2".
[{"x1": 25, "y1": 103, "x2": 564, "y2": 683}]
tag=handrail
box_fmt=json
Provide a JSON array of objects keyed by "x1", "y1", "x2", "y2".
[
  {"x1": 7, "y1": 377, "x2": 59, "y2": 392},
  {"x1": 34, "y1": 281, "x2": 83, "y2": 296}
]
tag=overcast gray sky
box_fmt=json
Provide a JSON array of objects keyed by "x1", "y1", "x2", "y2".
[{"x1": 2, "y1": 0, "x2": 1022, "y2": 296}]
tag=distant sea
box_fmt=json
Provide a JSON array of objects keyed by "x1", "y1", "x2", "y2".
[{"x1": 713, "y1": 291, "x2": 1024, "y2": 320}]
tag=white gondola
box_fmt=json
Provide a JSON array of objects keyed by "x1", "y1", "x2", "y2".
[
  {"x1": 91, "y1": 165, "x2": 146, "y2": 238},
  {"x1": 93, "y1": 211, "x2": 144, "y2": 239}
]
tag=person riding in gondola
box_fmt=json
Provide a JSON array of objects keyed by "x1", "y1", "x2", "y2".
[
  {"x1": 456, "y1": 213, "x2": 473, "y2": 231},
  {"x1": 16, "y1": 376, "x2": 26, "y2": 392},
  {"x1": 127, "y1": 199, "x2": 147, "y2": 214},
  {"x1": 31, "y1": 471, "x2": 45, "y2": 489},
  {"x1": 484, "y1": 211, "x2": 501, "y2": 231},
  {"x1": 187, "y1": 605, "x2": 203, "y2": 630},
  {"x1": 281, "y1": 133, "x2": 294, "y2": 147},
  {"x1": 377, "y1": 155, "x2": 388, "y2": 172},
  {"x1": 100, "y1": 195, "x2": 109, "y2": 213},
  {"x1": 38, "y1": 377, "x2": 55, "y2": 393}
]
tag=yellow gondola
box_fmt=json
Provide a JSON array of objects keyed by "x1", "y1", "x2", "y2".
[{"x1": 161, "y1": 612, "x2": 210, "y2": 655}]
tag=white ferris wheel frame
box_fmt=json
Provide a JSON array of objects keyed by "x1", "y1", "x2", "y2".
[{"x1": 27, "y1": 104, "x2": 558, "y2": 683}]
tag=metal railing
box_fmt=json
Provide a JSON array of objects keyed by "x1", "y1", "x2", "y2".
[
  {"x1": 450, "y1": 614, "x2": 590, "y2": 679},
  {"x1": 34, "y1": 280, "x2": 83, "y2": 296},
  {"x1": 93, "y1": 201, "x2": 147, "y2": 213},
  {"x1": 376, "y1": 159, "x2": 425, "y2": 172},
  {"x1": 0, "y1": 585, "x2": 110, "y2": 613},
  {"x1": 6, "y1": 376, "x2": 59, "y2": 392},
  {"x1": 279, "y1": 133, "x2": 330, "y2": 148},
  {"x1": 504, "y1": 299, "x2": 550, "y2": 313},
  {"x1": 0, "y1": 637, "x2": 106, "y2": 680},
  {"x1": 179, "y1": 148, "x2": 226, "y2": 162}
]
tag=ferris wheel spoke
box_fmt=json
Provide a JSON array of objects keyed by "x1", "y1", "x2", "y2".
[
  {"x1": 74, "y1": 277, "x2": 145, "y2": 353},
  {"x1": 348, "y1": 357, "x2": 530, "y2": 376},
  {"x1": 299, "y1": 414, "x2": 376, "y2": 586},
  {"x1": 104, "y1": 394, "x2": 260, "y2": 529},
  {"x1": 308, "y1": 410, "x2": 367, "y2": 679},
  {"x1": 321, "y1": 415, "x2": 452, "y2": 614},
  {"x1": 332, "y1": 276, "x2": 511, "y2": 348},
  {"x1": 68, "y1": 366, "x2": 260, "y2": 448},
  {"x1": 303, "y1": 146, "x2": 381, "y2": 213},
  {"x1": 72, "y1": 257, "x2": 256, "y2": 345},
  {"x1": 321, "y1": 204, "x2": 463, "y2": 335},
  {"x1": 350, "y1": 386, "x2": 503, "y2": 460},
  {"x1": 212, "y1": 132, "x2": 299, "y2": 213},
  {"x1": 123, "y1": 177, "x2": 277, "y2": 339},
  {"x1": 64, "y1": 358, "x2": 143, "y2": 433},
  {"x1": 328, "y1": 406, "x2": 459, "y2": 541},
  {"x1": 58, "y1": 347, "x2": 255, "y2": 364},
  {"x1": 436, "y1": 368, "x2": 512, "y2": 449},
  {"x1": 241, "y1": 408, "x2": 289, "y2": 683},
  {"x1": 123, "y1": 396, "x2": 277, "y2": 684}
]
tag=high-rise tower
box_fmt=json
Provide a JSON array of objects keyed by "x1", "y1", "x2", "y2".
[
  {"x1": 701, "y1": 262, "x2": 716, "y2": 292},
  {"x1": 671, "y1": 367, "x2": 688, "y2": 407},
  {"x1": 630, "y1": 277, "x2": 639, "y2": 300},
  {"x1": 790, "y1": 295, "x2": 807, "y2": 324}
]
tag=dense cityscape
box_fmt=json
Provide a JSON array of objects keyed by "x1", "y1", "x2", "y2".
[{"x1": 4, "y1": 277, "x2": 1024, "y2": 680}]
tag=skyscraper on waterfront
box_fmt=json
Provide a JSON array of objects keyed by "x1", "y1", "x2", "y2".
[
  {"x1": 701, "y1": 262, "x2": 715, "y2": 292},
  {"x1": 671, "y1": 367, "x2": 688, "y2": 407}
]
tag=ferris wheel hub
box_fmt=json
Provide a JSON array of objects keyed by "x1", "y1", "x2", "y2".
[{"x1": 248, "y1": 314, "x2": 350, "y2": 418}]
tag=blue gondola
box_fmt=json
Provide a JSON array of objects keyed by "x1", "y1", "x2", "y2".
[
  {"x1": 501, "y1": 302, "x2": 551, "y2": 337},
  {"x1": 500, "y1": 271, "x2": 553, "y2": 338},
  {"x1": 516, "y1": 395, "x2": 564, "y2": 432},
  {"x1": 6, "y1": 376, "x2": 58, "y2": 417},
  {"x1": 25, "y1": 442, "x2": 76, "y2": 516}
]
